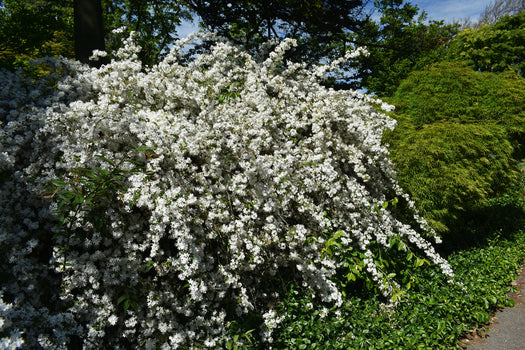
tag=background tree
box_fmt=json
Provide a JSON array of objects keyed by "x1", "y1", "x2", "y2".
[
  {"x1": 74, "y1": 0, "x2": 106, "y2": 66},
  {"x1": 446, "y1": 11, "x2": 525, "y2": 77},
  {"x1": 0, "y1": 0, "x2": 457, "y2": 81},
  {"x1": 0, "y1": 0, "x2": 74, "y2": 69},
  {"x1": 0, "y1": 0, "x2": 191, "y2": 69},
  {"x1": 348, "y1": 0, "x2": 458, "y2": 95},
  {"x1": 185, "y1": 0, "x2": 459, "y2": 95},
  {"x1": 478, "y1": 0, "x2": 525, "y2": 26},
  {"x1": 185, "y1": 0, "x2": 368, "y2": 64},
  {"x1": 102, "y1": 0, "x2": 191, "y2": 67}
]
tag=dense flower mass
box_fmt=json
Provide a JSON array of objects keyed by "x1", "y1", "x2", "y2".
[{"x1": 0, "y1": 33, "x2": 453, "y2": 348}]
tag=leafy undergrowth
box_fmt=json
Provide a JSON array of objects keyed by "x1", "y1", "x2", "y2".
[{"x1": 268, "y1": 217, "x2": 525, "y2": 349}]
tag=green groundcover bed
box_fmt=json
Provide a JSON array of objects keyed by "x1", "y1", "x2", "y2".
[{"x1": 274, "y1": 226, "x2": 525, "y2": 349}]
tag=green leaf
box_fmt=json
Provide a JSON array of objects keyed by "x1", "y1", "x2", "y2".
[
  {"x1": 392, "y1": 197, "x2": 399, "y2": 207},
  {"x1": 117, "y1": 295, "x2": 127, "y2": 305},
  {"x1": 82, "y1": 169, "x2": 98, "y2": 179},
  {"x1": 96, "y1": 167, "x2": 110, "y2": 177},
  {"x1": 95, "y1": 155, "x2": 116, "y2": 166},
  {"x1": 72, "y1": 194, "x2": 85, "y2": 206},
  {"x1": 51, "y1": 179, "x2": 67, "y2": 187},
  {"x1": 133, "y1": 146, "x2": 157, "y2": 153},
  {"x1": 243, "y1": 329, "x2": 255, "y2": 342},
  {"x1": 415, "y1": 258, "x2": 428, "y2": 267},
  {"x1": 57, "y1": 191, "x2": 76, "y2": 202},
  {"x1": 474, "y1": 311, "x2": 490, "y2": 323}
]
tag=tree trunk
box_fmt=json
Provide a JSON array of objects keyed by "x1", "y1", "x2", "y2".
[{"x1": 74, "y1": 0, "x2": 106, "y2": 66}]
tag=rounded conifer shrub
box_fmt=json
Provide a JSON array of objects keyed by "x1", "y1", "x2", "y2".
[
  {"x1": 385, "y1": 62, "x2": 524, "y2": 235},
  {"x1": 0, "y1": 33, "x2": 453, "y2": 348}
]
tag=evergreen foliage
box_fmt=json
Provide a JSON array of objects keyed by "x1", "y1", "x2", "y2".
[
  {"x1": 385, "y1": 62, "x2": 525, "y2": 235},
  {"x1": 0, "y1": 0, "x2": 74, "y2": 69},
  {"x1": 348, "y1": 0, "x2": 459, "y2": 96},
  {"x1": 446, "y1": 11, "x2": 525, "y2": 77}
]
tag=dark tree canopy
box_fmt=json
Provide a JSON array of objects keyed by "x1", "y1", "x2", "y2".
[
  {"x1": 0, "y1": 0, "x2": 74, "y2": 69},
  {"x1": 347, "y1": 0, "x2": 459, "y2": 95},
  {"x1": 183, "y1": 0, "x2": 460, "y2": 95},
  {"x1": 102, "y1": 0, "x2": 191, "y2": 67},
  {"x1": 0, "y1": 0, "x2": 191, "y2": 68},
  {"x1": 0, "y1": 0, "x2": 466, "y2": 94},
  {"x1": 185, "y1": 0, "x2": 369, "y2": 63}
]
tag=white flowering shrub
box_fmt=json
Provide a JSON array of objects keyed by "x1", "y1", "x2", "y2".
[{"x1": 0, "y1": 33, "x2": 454, "y2": 348}]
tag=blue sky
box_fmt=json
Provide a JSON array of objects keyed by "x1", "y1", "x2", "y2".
[
  {"x1": 177, "y1": 19, "x2": 200, "y2": 38},
  {"x1": 411, "y1": 0, "x2": 495, "y2": 23},
  {"x1": 177, "y1": 0, "x2": 496, "y2": 37}
]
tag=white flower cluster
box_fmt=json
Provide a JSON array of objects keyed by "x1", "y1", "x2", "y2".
[{"x1": 0, "y1": 34, "x2": 453, "y2": 348}]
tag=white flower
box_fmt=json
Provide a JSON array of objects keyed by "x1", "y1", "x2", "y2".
[
  {"x1": 0, "y1": 331, "x2": 25, "y2": 349},
  {"x1": 108, "y1": 315, "x2": 118, "y2": 326},
  {"x1": 89, "y1": 49, "x2": 108, "y2": 61},
  {"x1": 0, "y1": 31, "x2": 453, "y2": 349}
]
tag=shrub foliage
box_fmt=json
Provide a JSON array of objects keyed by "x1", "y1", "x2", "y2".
[
  {"x1": 386, "y1": 62, "x2": 525, "y2": 234},
  {"x1": 447, "y1": 11, "x2": 525, "y2": 77},
  {"x1": 0, "y1": 34, "x2": 453, "y2": 348}
]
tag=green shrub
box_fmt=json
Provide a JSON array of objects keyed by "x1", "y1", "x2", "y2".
[
  {"x1": 446, "y1": 12, "x2": 525, "y2": 78},
  {"x1": 384, "y1": 62, "x2": 525, "y2": 235}
]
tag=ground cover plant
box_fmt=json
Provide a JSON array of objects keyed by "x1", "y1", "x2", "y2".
[
  {"x1": 0, "y1": 33, "x2": 455, "y2": 348},
  {"x1": 274, "y1": 212, "x2": 525, "y2": 349}
]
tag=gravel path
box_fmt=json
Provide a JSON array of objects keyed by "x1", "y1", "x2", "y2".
[{"x1": 461, "y1": 264, "x2": 525, "y2": 350}]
